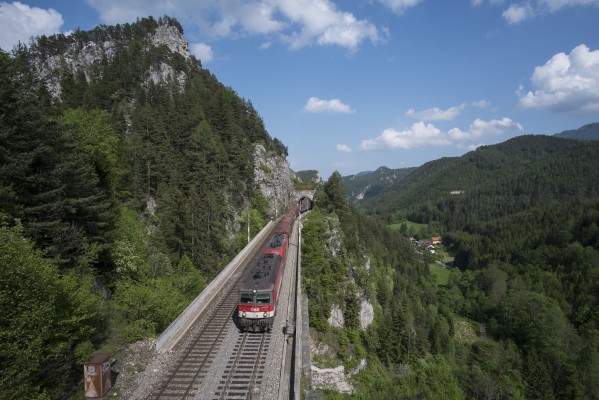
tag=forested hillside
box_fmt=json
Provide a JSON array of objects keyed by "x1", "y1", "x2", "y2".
[
  {"x1": 302, "y1": 173, "x2": 464, "y2": 398},
  {"x1": 0, "y1": 16, "x2": 287, "y2": 398},
  {"x1": 343, "y1": 134, "x2": 599, "y2": 398}
]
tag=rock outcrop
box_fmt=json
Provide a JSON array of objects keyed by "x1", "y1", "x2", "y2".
[
  {"x1": 359, "y1": 299, "x2": 374, "y2": 330},
  {"x1": 253, "y1": 144, "x2": 295, "y2": 217},
  {"x1": 32, "y1": 22, "x2": 194, "y2": 100},
  {"x1": 328, "y1": 304, "x2": 345, "y2": 328},
  {"x1": 311, "y1": 365, "x2": 353, "y2": 394}
]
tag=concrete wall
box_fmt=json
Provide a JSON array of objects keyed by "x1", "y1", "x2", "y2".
[{"x1": 156, "y1": 221, "x2": 274, "y2": 352}]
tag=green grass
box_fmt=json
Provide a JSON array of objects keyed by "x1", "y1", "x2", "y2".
[
  {"x1": 389, "y1": 220, "x2": 428, "y2": 234},
  {"x1": 435, "y1": 247, "x2": 455, "y2": 263},
  {"x1": 429, "y1": 262, "x2": 450, "y2": 286}
]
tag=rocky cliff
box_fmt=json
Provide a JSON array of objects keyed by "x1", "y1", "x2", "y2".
[
  {"x1": 32, "y1": 23, "x2": 194, "y2": 99},
  {"x1": 253, "y1": 144, "x2": 296, "y2": 217}
]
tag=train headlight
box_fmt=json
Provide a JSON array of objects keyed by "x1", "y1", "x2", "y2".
[
  {"x1": 263, "y1": 312, "x2": 268, "y2": 317},
  {"x1": 242, "y1": 312, "x2": 246, "y2": 317}
]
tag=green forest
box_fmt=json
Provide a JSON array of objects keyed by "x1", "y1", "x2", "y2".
[
  {"x1": 0, "y1": 17, "x2": 283, "y2": 399},
  {"x1": 307, "y1": 135, "x2": 599, "y2": 398}
]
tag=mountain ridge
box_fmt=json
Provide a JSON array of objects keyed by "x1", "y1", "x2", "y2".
[
  {"x1": 554, "y1": 122, "x2": 599, "y2": 140},
  {"x1": 342, "y1": 165, "x2": 417, "y2": 203}
]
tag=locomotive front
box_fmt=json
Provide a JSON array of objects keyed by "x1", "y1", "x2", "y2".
[
  {"x1": 237, "y1": 254, "x2": 284, "y2": 332},
  {"x1": 238, "y1": 288, "x2": 276, "y2": 331}
]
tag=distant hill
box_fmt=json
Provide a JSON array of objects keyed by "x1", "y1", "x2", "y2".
[
  {"x1": 342, "y1": 166, "x2": 417, "y2": 203},
  {"x1": 361, "y1": 135, "x2": 599, "y2": 224},
  {"x1": 554, "y1": 122, "x2": 599, "y2": 140}
]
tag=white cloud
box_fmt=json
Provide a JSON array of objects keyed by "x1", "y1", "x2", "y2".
[
  {"x1": 303, "y1": 97, "x2": 355, "y2": 113},
  {"x1": 406, "y1": 104, "x2": 465, "y2": 121},
  {"x1": 359, "y1": 118, "x2": 523, "y2": 152},
  {"x1": 502, "y1": 3, "x2": 534, "y2": 23},
  {"x1": 278, "y1": 0, "x2": 380, "y2": 50},
  {"x1": 375, "y1": 0, "x2": 423, "y2": 13},
  {"x1": 86, "y1": 0, "x2": 380, "y2": 51},
  {"x1": 541, "y1": 0, "x2": 599, "y2": 12},
  {"x1": 497, "y1": 0, "x2": 599, "y2": 23},
  {"x1": 0, "y1": 1, "x2": 64, "y2": 51},
  {"x1": 518, "y1": 44, "x2": 599, "y2": 115},
  {"x1": 190, "y1": 42, "x2": 213, "y2": 62},
  {"x1": 233, "y1": 2, "x2": 285, "y2": 34},
  {"x1": 448, "y1": 117, "x2": 523, "y2": 141},
  {"x1": 359, "y1": 122, "x2": 450, "y2": 151},
  {"x1": 336, "y1": 144, "x2": 352, "y2": 153}
]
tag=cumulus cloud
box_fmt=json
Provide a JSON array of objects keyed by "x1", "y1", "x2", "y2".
[
  {"x1": 190, "y1": 42, "x2": 214, "y2": 62},
  {"x1": 86, "y1": 0, "x2": 380, "y2": 51},
  {"x1": 518, "y1": 44, "x2": 599, "y2": 115},
  {"x1": 502, "y1": 3, "x2": 534, "y2": 23},
  {"x1": 359, "y1": 122, "x2": 450, "y2": 151},
  {"x1": 406, "y1": 104, "x2": 465, "y2": 121},
  {"x1": 0, "y1": 1, "x2": 64, "y2": 51},
  {"x1": 303, "y1": 97, "x2": 355, "y2": 113},
  {"x1": 336, "y1": 144, "x2": 352, "y2": 153},
  {"x1": 448, "y1": 118, "x2": 523, "y2": 141},
  {"x1": 359, "y1": 118, "x2": 523, "y2": 151},
  {"x1": 277, "y1": 0, "x2": 380, "y2": 50}
]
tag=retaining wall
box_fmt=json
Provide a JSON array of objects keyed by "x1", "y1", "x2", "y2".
[{"x1": 156, "y1": 221, "x2": 274, "y2": 352}]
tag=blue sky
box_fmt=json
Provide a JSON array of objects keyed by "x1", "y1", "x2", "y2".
[{"x1": 1, "y1": 0, "x2": 598, "y2": 179}]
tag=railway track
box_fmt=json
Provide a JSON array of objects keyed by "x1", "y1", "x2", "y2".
[
  {"x1": 141, "y1": 216, "x2": 300, "y2": 400},
  {"x1": 147, "y1": 283, "x2": 240, "y2": 399},
  {"x1": 213, "y1": 332, "x2": 271, "y2": 399}
]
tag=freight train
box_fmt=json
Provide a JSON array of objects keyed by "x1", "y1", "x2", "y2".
[{"x1": 237, "y1": 205, "x2": 299, "y2": 332}]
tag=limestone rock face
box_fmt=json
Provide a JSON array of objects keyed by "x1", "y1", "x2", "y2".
[
  {"x1": 359, "y1": 299, "x2": 374, "y2": 330},
  {"x1": 32, "y1": 22, "x2": 195, "y2": 100},
  {"x1": 311, "y1": 365, "x2": 353, "y2": 394},
  {"x1": 33, "y1": 40, "x2": 115, "y2": 98},
  {"x1": 253, "y1": 144, "x2": 295, "y2": 217},
  {"x1": 150, "y1": 25, "x2": 192, "y2": 61},
  {"x1": 147, "y1": 25, "x2": 192, "y2": 89},
  {"x1": 328, "y1": 304, "x2": 345, "y2": 328}
]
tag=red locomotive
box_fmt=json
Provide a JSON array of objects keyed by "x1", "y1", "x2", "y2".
[
  {"x1": 237, "y1": 205, "x2": 299, "y2": 332},
  {"x1": 237, "y1": 254, "x2": 284, "y2": 332}
]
